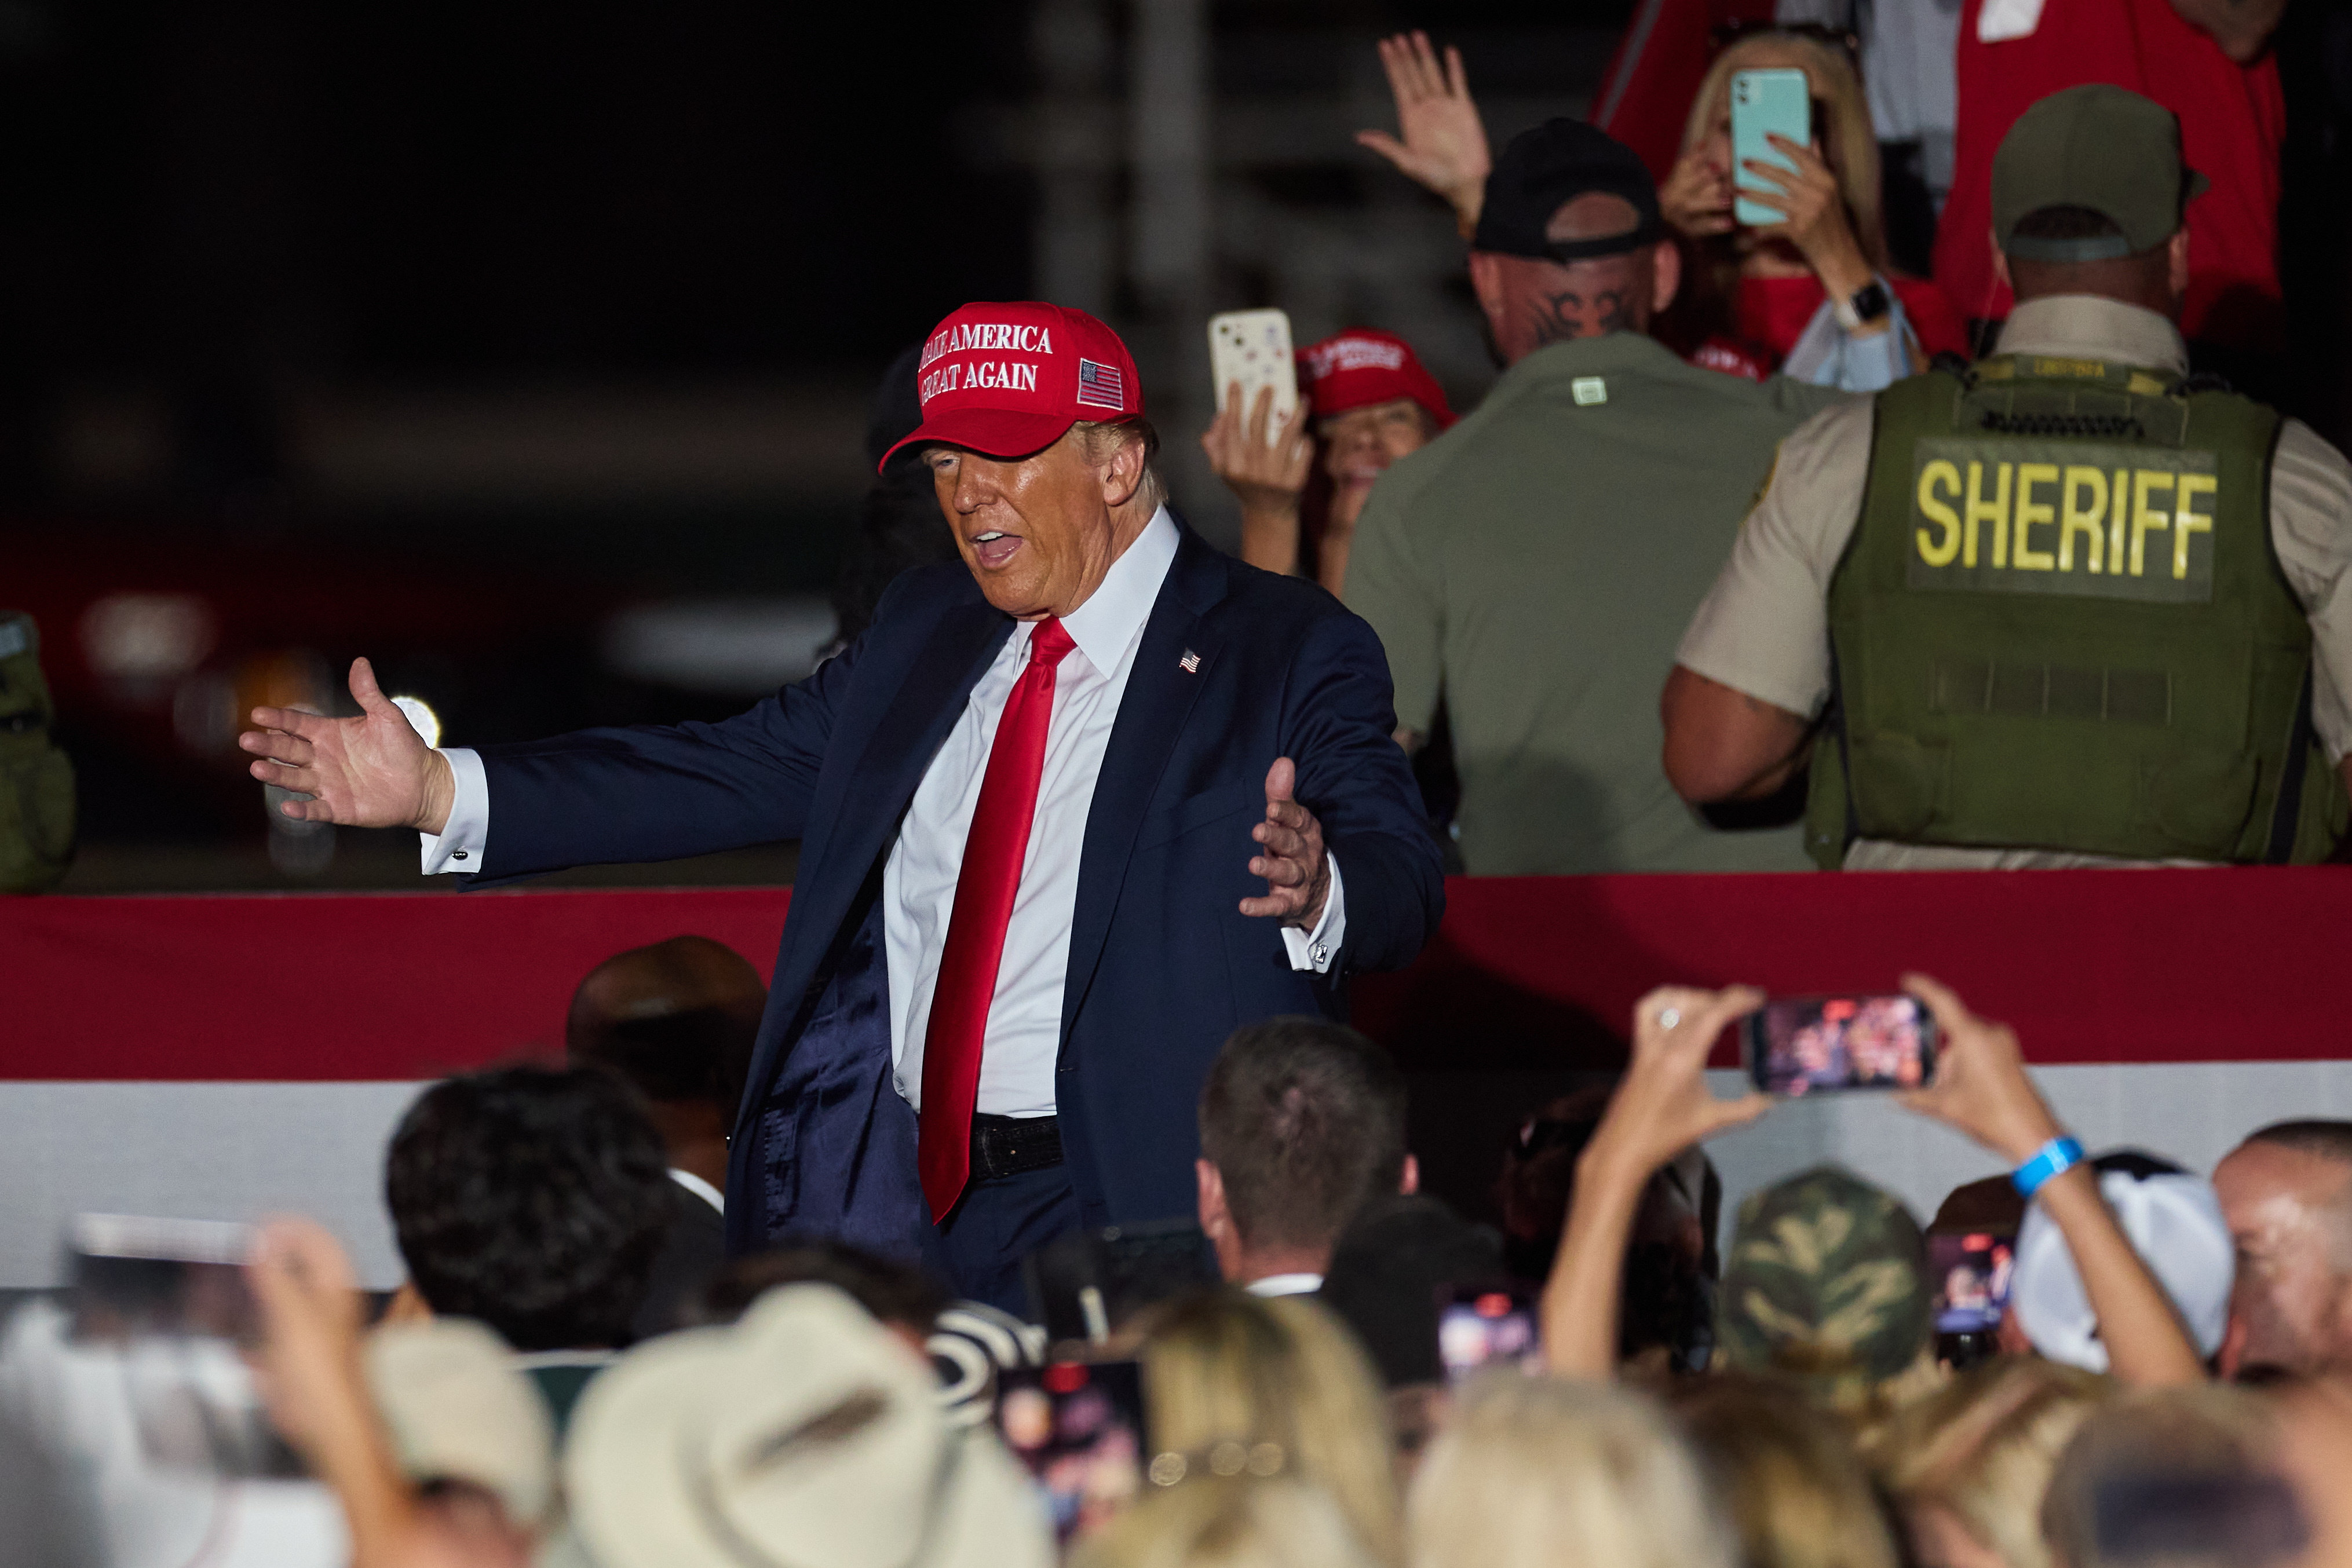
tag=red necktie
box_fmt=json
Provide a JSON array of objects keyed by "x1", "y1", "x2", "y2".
[{"x1": 918, "y1": 616, "x2": 1078, "y2": 1222}]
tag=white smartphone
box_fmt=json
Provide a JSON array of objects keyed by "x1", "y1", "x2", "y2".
[{"x1": 1208, "y1": 309, "x2": 1298, "y2": 434}]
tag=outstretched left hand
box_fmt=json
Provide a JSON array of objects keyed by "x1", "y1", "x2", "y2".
[{"x1": 1240, "y1": 756, "x2": 1330, "y2": 929}]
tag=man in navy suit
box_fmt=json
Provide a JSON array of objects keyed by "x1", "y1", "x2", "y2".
[{"x1": 240, "y1": 302, "x2": 1444, "y2": 1310}]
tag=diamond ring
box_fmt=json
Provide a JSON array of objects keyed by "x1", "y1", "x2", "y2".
[{"x1": 1658, "y1": 1006, "x2": 1681, "y2": 1030}]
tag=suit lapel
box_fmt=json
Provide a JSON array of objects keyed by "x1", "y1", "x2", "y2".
[
  {"x1": 1060, "y1": 525, "x2": 1232, "y2": 1037},
  {"x1": 765, "y1": 594, "x2": 1011, "y2": 1049}
]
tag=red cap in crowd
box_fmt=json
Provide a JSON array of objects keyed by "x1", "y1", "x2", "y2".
[
  {"x1": 878, "y1": 301, "x2": 1144, "y2": 474},
  {"x1": 1298, "y1": 329, "x2": 1455, "y2": 430}
]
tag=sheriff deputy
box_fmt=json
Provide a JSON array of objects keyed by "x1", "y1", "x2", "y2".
[{"x1": 1659, "y1": 84, "x2": 2352, "y2": 868}]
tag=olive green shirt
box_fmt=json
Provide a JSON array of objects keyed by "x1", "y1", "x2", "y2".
[{"x1": 1345, "y1": 332, "x2": 1849, "y2": 874}]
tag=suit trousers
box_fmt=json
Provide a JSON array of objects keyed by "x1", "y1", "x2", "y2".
[{"x1": 937, "y1": 1163, "x2": 1083, "y2": 1317}]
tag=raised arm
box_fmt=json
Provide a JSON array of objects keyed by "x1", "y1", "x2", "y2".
[
  {"x1": 1354, "y1": 31, "x2": 1492, "y2": 237},
  {"x1": 1201, "y1": 383, "x2": 1316, "y2": 579},
  {"x1": 1544, "y1": 985, "x2": 1769, "y2": 1377},
  {"x1": 1897, "y1": 975, "x2": 2205, "y2": 1386}
]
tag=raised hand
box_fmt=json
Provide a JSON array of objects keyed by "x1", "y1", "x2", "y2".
[
  {"x1": 1355, "y1": 31, "x2": 1492, "y2": 231},
  {"x1": 1200, "y1": 382, "x2": 1313, "y2": 511},
  {"x1": 1739, "y1": 134, "x2": 1879, "y2": 315},
  {"x1": 1660, "y1": 143, "x2": 1734, "y2": 240},
  {"x1": 239, "y1": 656, "x2": 455, "y2": 833},
  {"x1": 1895, "y1": 973, "x2": 2065, "y2": 1165},
  {"x1": 1545, "y1": 984, "x2": 1767, "y2": 1376},
  {"x1": 1587, "y1": 985, "x2": 1772, "y2": 1180},
  {"x1": 1240, "y1": 755, "x2": 1331, "y2": 929},
  {"x1": 1203, "y1": 382, "x2": 1317, "y2": 578}
]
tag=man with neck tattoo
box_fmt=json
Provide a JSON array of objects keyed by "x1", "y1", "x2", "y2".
[{"x1": 1345, "y1": 118, "x2": 1848, "y2": 875}]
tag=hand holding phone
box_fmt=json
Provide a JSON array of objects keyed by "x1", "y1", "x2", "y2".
[
  {"x1": 1591, "y1": 986, "x2": 1773, "y2": 1178},
  {"x1": 1729, "y1": 68, "x2": 1810, "y2": 227},
  {"x1": 1892, "y1": 975, "x2": 2068, "y2": 1165}
]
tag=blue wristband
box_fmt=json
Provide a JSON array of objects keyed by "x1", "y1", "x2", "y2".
[{"x1": 2011, "y1": 1136, "x2": 2086, "y2": 1197}]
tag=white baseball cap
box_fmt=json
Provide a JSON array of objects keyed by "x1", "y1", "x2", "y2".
[
  {"x1": 2011, "y1": 1151, "x2": 2234, "y2": 1372},
  {"x1": 564, "y1": 1283, "x2": 1054, "y2": 1568}
]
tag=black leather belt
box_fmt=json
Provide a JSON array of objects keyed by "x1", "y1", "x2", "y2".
[{"x1": 970, "y1": 1113, "x2": 1063, "y2": 1182}]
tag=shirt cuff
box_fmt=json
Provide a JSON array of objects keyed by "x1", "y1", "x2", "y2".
[
  {"x1": 418, "y1": 747, "x2": 490, "y2": 875},
  {"x1": 1279, "y1": 853, "x2": 1346, "y2": 974}
]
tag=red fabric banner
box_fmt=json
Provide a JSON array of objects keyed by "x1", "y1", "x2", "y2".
[{"x1": 3, "y1": 868, "x2": 2345, "y2": 1081}]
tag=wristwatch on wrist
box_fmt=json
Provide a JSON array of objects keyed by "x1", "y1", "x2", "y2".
[{"x1": 1835, "y1": 279, "x2": 1891, "y2": 332}]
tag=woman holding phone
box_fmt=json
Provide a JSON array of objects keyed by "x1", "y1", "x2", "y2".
[
  {"x1": 1199, "y1": 326, "x2": 1454, "y2": 595},
  {"x1": 1355, "y1": 30, "x2": 1963, "y2": 392},
  {"x1": 1659, "y1": 30, "x2": 1967, "y2": 388}
]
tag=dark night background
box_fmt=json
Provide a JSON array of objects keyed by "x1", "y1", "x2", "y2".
[{"x1": 5, "y1": 0, "x2": 2347, "y2": 889}]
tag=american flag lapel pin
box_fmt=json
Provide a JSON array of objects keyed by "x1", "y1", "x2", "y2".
[{"x1": 1179, "y1": 649, "x2": 1200, "y2": 674}]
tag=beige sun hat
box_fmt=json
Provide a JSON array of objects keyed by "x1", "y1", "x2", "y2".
[
  {"x1": 364, "y1": 1317, "x2": 555, "y2": 1528},
  {"x1": 564, "y1": 1283, "x2": 1053, "y2": 1568}
]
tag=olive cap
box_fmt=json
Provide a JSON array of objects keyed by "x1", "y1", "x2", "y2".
[
  {"x1": 1993, "y1": 85, "x2": 2207, "y2": 262},
  {"x1": 1715, "y1": 1164, "x2": 1931, "y2": 1402}
]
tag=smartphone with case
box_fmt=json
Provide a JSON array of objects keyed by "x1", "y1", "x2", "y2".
[
  {"x1": 1729, "y1": 68, "x2": 1811, "y2": 227},
  {"x1": 1741, "y1": 993, "x2": 1937, "y2": 1096},
  {"x1": 1208, "y1": 309, "x2": 1298, "y2": 432}
]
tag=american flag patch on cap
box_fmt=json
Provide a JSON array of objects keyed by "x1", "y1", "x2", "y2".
[{"x1": 1076, "y1": 357, "x2": 1126, "y2": 410}]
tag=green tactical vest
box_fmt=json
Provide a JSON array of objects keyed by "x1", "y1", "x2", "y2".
[
  {"x1": 1806, "y1": 354, "x2": 2347, "y2": 866},
  {"x1": 0, "y1": 611, "x2": 75, "y2": 893}
]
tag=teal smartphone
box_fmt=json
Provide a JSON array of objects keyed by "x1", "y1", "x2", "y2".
[{"x1": 1730, "y1": 68, "x2": 1810, "y2": 227}]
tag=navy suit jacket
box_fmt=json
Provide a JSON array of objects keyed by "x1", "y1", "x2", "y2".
[{"x1": 468, "y1": 521, "x2": 1443, "y2": 1261}]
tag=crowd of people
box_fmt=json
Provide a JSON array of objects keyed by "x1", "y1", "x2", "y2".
[
  {"x1": 13, "y1": 935, "x2": 2352, "y2": 1568},
  {"x1": 19, "y1": 6, "x2": 2350, "y2": 1566}
]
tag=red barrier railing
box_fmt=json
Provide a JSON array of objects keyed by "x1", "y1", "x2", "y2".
[{"x1": 5, "y1": 868, "x2": 2344, "y2": 1080}]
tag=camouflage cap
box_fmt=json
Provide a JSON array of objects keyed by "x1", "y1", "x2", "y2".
[{"x1": 1716, "y1": 1165, "x2": 1931, "y2": 1398}]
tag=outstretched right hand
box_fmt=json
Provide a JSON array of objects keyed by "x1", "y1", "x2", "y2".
[{"x1": 239, "y1": 656, "x2": 454, "y2": 834}]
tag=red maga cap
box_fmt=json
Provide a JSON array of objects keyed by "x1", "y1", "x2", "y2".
[
  {"x1": 1298, "y1": 328, "x2": 1455, "y2": 430},
  {"x1": 879, "y1": 301, "x2": 1143, "y2": 474}
]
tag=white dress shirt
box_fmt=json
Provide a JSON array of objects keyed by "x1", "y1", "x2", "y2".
[
  {"x1": 1244, "y1": 1273, "x2": 1324, "y2": 1297},
  {"x1": 421, "y1": 505, "x2": 1345, "y2": 1121}
]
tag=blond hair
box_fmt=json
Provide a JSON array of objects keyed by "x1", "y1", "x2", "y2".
[
  {"x1": 1667, "y1": 1374, "x2": 1902, "y2": 1568},
  {"x1": 1680, "y1": 32, "x2": 1885, "y2": 268},
  {"x1": 1140, "y1": 1292, "x2": 1403, "y2": 1565},
  {"x1": 1073, "y1": 1476, "x2": 1382, "y2": 1568},
  {"x1": 1407, "y1": 1373, "x2": 1736, "y2": 1568},
  {"x1": 1871, "y1": 1356, "x2": 2110, "y2": 1568}
]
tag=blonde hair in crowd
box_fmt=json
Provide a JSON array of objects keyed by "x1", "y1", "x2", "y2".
[
  {"x1": 1871, "y1": 1357, "x2": 2112, "y2": 1568},
  {"x1": 1666, "y1": 1374, "x2": 1904, "y2": 1568},
  {"x1": 1679, "y1": 32, "x2": 1887, "y2": 270},
  {"x1": 1406, "y1": 1373, "x2": 1737, "y2": 1568},
  {"x1": 1073, "y1": 1476, "x2": 1383, "y2": 1568},
  {"x1": 1139, "y1": 1292, "x2": 1403, "y2": 1565}
]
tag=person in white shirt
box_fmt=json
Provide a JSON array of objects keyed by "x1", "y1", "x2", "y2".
[
  {"x1": 238, "y1": 301, "x2": 1444, "y2": 1313},
  {"x1": 1197, "y1": 1017, "x2": 1421, "y2": 1296}
]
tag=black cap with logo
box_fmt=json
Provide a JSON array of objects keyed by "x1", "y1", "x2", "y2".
[{"x1": 1471, "y1": 117, "x2": 1661, "y2": 263}]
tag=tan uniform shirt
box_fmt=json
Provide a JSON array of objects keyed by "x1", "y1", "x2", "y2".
[{"x1": 1675, "y1": 294, "x2": 2352, "y2": 869}]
